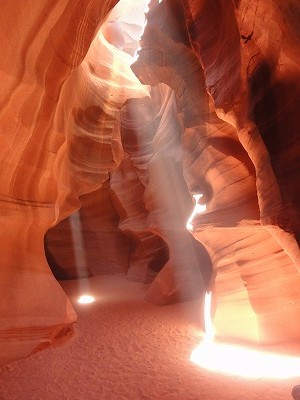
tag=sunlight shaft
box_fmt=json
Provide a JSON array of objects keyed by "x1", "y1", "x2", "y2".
[
  {"x1": 186, "y1": 193, "x2": 206, "y2": 231},
  {"x1": 190, "y1": 289, "x2": 300, "y2": 379},
  {"x1": 132, "y1": 0, "x2": 151, "y2": 63},
  {"x1": 190, "y1": 342, "x2": 300, "y2": 379}
]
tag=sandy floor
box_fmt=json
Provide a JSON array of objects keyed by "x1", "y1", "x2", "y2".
[{"x1": 0, "y1": 274, "x2": 299, "y2": 400}]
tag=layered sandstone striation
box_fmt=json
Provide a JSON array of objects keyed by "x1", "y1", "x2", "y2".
[
  {"x1": 1, "y1": 0, "x2": 300, "y2": 365},
  {"x1": 45, "y1": 182, "x2": 132, "y2": 279},
  {"x1": 0, "y1": 0, "x2": 148, "y2": 364},
  {"x1": 133, "y1": 0, "x2": 300, "y2": 343},
  {"x1": 189, "y1": 0, "x2": 300, "y2": 343}
]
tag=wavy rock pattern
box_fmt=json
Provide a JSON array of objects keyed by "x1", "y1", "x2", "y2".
[
  {"x1": 0, "y1": 0, "x2": 148, "y2": 364},
  {"x1": 114, "y1": 84, "x2": 212, "y2": 298},
  {"x1": 45, "y1": 182, "x2": 132, "y2": 279},
  {"x1": 188, "y1": 0, "x2": 300, "y2": 343},
  {"x1": 134, "y1": 0, "x2": 300, "y2": 343},
  {"x1": 1, "y1": 0, "x2": 300, "y2": 364}
]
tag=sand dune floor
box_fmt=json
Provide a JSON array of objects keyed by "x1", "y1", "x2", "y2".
[{"x1": 0, "y1": 274, "x2": 299, "y2": 400}]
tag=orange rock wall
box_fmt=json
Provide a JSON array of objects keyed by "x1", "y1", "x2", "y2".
[
  {"x1": 0, "y1": 0, "x2": 128, "y2": 365},
  {"x1": 132, "y1": 0, "x2": 300, "y2": 343},
  {"x1": 1, "y1": 0, "x2": 300, "y2": 364}
]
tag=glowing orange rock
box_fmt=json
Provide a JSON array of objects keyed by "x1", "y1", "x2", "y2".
[
  {"x1": 1, "y1": 0, "x2": 300, "y2": 367},
  {"x1": 187, "y1": 0, "x2": 300, "y2": 344},
  {"x1": 0, "y1": 0, "x2": 149, "y2": 365},
  {"x1": 136, "y1": 0, "x2": 300, "y2": 343}
]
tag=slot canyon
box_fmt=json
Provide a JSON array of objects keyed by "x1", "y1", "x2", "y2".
[{"x1": 1, "y1": 0, "x2": 300, "y2": 398}]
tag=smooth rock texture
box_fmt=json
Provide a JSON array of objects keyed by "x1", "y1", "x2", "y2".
[
  {"x1": 2, "y1": 274, "x2": 299, "y2": 400},
  {"x1": 0, "y1": 0, "x2": 147, "y2": 364},
  {"x1": 133, "y1": 0, "x2": 300, "y2": 343},
  {"x1": 188, "y1": 0, "x2": 300, "y2": 343},
  {"x1": 1, "y1": 0, "x2": 300, "y2": 365},
  {"x1": 45, "y1": 182, "x2": 132, "y2": 279}
]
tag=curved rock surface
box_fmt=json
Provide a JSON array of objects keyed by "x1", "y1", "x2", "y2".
[
  {"x1": 133, "y1": 0, "x2": 300, "y2": 343},
  {"x1": 0, "y1": 0, "x2": 147, "y2": 364},
  {"x1": 1, "y1": 0, "x2": 300, "y2": 364},
  {"x1": 45, "y1": 182, "x2": 132, "y2": 279},
  {"x1": 188, "y1": 0, "x2": 300, "y2": 343}
]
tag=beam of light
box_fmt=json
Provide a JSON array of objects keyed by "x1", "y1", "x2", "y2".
[
  {"x1": 77, "y1": 295, "x2": 95, "y2": 304},
  {"x1": 203, "y1": 291, "x2": 214, "y2": 341},
  {"x1": 132, "y1": 0, "x2": 151, "y2": 63},
  {"x1": 190, "y1": 293, "x2": 300, "y2": 379},
  {"x1": 70, "y1": 213, "x2": 88, "y2": 276},
  {"x1": 186, "y1": 193, "x2": 206, "y2": 231},
  {"x1": 190, "y1": 341, "x2": 300, "y2": 379},
  {"x1": 70, "y1": 214, "x2": 93, "y2": 300}
]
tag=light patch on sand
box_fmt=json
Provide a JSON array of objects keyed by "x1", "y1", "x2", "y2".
[
  {"x1": 190, "y1": 292, "x2": 300, "y2": 379},
  {"x1": 190, "y1": 341, "x2": 300, "y2": 379},
  {"x1": 77, "y1": 295, "x2": 95, "y2": 304}
]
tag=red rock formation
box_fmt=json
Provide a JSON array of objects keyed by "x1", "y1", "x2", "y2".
[
  {"x1": 45, "y1": 182, "x2": 131, "y2": 279},
  {"x1": 116, "y1": 84, "x2": 212, "y2": 299},
  {"x1": 0, "y1": 0, "x2": 149, "y2": 364},
  {"x1": 188, "y1": 0, "x2": 300, "y2": 343},
  {"x1": 1, "y1": 0, "x2": 300, "y2": 365},
  {"x1": 133, "y1": 0, "x2": 300, "y2": 343}
]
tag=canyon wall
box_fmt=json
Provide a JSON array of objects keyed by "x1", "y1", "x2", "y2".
[{"x1": 1, "y1": 0, "x2": 300, "y2": 364}]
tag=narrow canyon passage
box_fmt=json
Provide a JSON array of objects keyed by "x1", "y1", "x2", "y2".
[
  {"x1": 1, "y1": 274, "x2": 299, "y2": 400},
  {"x1": 1, "y1": 0, "x2": 300, "y2": 398}
]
